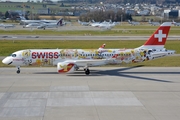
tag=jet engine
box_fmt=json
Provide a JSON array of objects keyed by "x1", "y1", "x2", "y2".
[{"x1": 57, "y1": 62, "x2": 75, "y2": 73}]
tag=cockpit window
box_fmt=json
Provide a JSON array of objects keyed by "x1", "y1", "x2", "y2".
[{"x1": 11, "y1": 54, "x2": 16, "y2": 57}]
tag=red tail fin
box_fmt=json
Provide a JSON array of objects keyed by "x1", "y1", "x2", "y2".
[{"x1": 141, "y1": 22, "x2": 171, "y2": 49}]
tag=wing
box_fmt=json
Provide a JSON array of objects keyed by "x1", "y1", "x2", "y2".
[
  {"x1": 64, "y1": 59, "x2": 107, "y2": 67},
  {"x1": 57, "y1": 59, "x2": 108, "y2": 74}
]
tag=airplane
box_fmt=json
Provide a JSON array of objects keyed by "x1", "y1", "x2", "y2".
[
  {"x1": 37, "y1": 18, "x2": 65, "y2": 30},
  {"x1": 0, "y1": 23, "x2": 15, "y2": 28},
  {"x1": 20, "y1": 18, "x2": 58, "y2": 25},
  {"x1": 148, "y1": 20, "x2": 160, "y2": 26},
  {"x1": 78, "y1": 20, "x2": 90, "y2": 26},
  {"x1": 20, "y1": 19, "x2": 42, "y2": 25},
  {"x1": 128, "y1": 20, "x2": 140, "y2": 26},
  {"x1": 24, "y1": 23, "x2": 40, "y2": 28},
  {"x1": 98, "y1": 22, "x2": 116, "y2": 30},
  {"x1": 2, "y1": 22, "x2": 175, "y2": 75},
  {"x1": 90, "y1": 21, "x2": 101, "y2": 27},
  {"x1": 25, "y1": 18, "x2": 64, "y2": 29},
  {"x1": 172, "y1": 20, "x2": 180, "y2": 26},
  {"x1": 91, "y1": 20, "x2": 118, "y2": 28},
  {"x1": 21, "y1": 18, "x2": 63, "y2": 26}
]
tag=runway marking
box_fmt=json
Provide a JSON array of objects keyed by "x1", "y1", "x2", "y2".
[
  {"x1": 0, "y1": 107, "x2": 44, "y2": 117},
  {"x1": 0, "y1": 91, "x2": 142, "y2": 117},
  {"x1": 47, "y1": 91, "x2": 143, "y2": 107},
  {"x1": 50, "y1": 86, "x2": 89, "y2": 91}
]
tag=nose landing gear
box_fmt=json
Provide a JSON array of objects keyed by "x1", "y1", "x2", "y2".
[{"x1": 16, "y1": 66, "x2": 20, "y2": 74}]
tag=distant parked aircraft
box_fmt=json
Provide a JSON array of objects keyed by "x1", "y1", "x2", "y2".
[
  {"x1": 24, "y1": 18, "x2": 65, "y2": 29},
  {"x1": 172, "y1": 20, "x2": 180, "y2": 26},
  {"x1": 24, "y1": 23, "x2": 40, "y2": 28},
  {"x1": 91, "y1": 20, "x2": 119, "y2": 29},
  {"x1": 21, "y1": 18, "x2": 62, "y2": 26},
  {"x1": 19, "y1": 15, "x2": 59, "y2": 24},
  {"x1": 78, "y1": 20, "x2": 90, "y2": 26},
  {"x1": 148, "y1": 20, "x2": 160, "y2": 26},
  {"x1": 0, "y1": 23, "x2": 15, "y2": 28},
  {"x1": 98, "y1": 22, "x2": 117, "y2": 30},
  {"x1": 90, "y1": 20, "x2": 101, "y2": 27},
  {"x1": 128, "y1": 20, "x2": 140, "y2": 26},
  {"x1": 37, "y1": 18, "x2": 65, "y2": 30}
]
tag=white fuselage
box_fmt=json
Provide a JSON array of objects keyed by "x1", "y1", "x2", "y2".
[{"x1": 2, "y1": 48, "x2": 175, "y2": 68}]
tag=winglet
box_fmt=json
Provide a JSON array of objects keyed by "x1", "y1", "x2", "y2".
[
  {"x1": 98, "y1": 43, "x2": 106, "y2": 52},
  {"x1": 139, "y1": 22, "x2": 171, "y2": 49},
  {"x1": 99, "y1": 43, "x2": 106, "y2": 49}
]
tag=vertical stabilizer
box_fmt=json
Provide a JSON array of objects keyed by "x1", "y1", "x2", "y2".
[
  {"x1": 139, "y1": 22, "x2": 171, "y2": 49},
  {"x1": 57, "y1": 18, "x2": 63, "y2": 26}
]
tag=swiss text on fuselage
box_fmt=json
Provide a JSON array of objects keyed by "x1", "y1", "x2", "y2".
[{"x1": 32, "y1": 52, "x2": 59, "y2": 59}]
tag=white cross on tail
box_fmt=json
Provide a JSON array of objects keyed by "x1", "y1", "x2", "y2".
[{"x1": 154, "y1": 30, "x2": 166, "y2": 42}]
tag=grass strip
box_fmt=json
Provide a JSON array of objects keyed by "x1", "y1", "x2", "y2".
[
  {"x1": 0, "y1": 29, "x2": 180, "y2": 36},
  {"x1": 0, "y1": 40, "x2": 180, "y2": 56}
]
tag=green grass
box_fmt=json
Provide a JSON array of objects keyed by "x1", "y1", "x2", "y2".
[
  {"x1": 0, "y1": 29, "x2": 179, "y2": 36},
  {"x1": 0, "y1": 40, "x2": 180, "y2": 56}
]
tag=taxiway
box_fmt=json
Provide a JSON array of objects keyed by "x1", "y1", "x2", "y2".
[
  {"x1": 0, "y1": 67, "x2": 180, "y2": 120},
  {"x1": 0, "y1": 35, "x2": 180, "y2": 40}
]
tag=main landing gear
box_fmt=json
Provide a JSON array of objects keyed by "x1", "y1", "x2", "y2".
[
  {"x1": 16, "y1": 66, "x2": 20, "y2": 74},
  {"x1": 84, "y1": 67, "x2": 90, "y2": 75}
]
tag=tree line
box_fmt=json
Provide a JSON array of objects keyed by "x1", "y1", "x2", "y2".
[
  {"x1": 83, "y1": 0, "x2": 177, "y2": 4},
  {"x1": 79, "y1": 10, "x2": 132, "y2": 22}
]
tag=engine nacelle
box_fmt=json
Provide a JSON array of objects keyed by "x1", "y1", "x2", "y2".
[{"x1": 57, "y1": 62, "x2": 75, "y2": 73}]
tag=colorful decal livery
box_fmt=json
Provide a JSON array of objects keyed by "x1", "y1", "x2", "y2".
[
  {"x1": 57, "y1": 63, "x2": 75, "y2": 73},
  {"x1": 2, "y1": 22, "x2": 175, "y2": 75}
]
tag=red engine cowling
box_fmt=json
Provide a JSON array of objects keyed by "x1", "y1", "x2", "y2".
[{"x1": 57, "y1": 62, "x2": 75, "y2": 73}]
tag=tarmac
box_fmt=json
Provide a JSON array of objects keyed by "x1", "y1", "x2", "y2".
[
  {"x1": 0, "y1": 67, "x2": 180, "y2": 120},
  {"x1": 1, "y1": 35, "x2": 180, "y2": 40}
]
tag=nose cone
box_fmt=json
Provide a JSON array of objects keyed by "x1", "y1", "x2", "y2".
[{"x1": 2, "y1": 57, "x2": 12, "y2": 65}]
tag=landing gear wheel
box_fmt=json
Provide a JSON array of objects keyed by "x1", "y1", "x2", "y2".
[
  {"x1": 17, "y1": 70, "x2": 20, "y2": 74},
  {"x1": 16, "y1": 66, "x2": 20, "y2": 74},
  {"x1": 85, "y1": 69, "x2": 90, "y2": 75}
]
